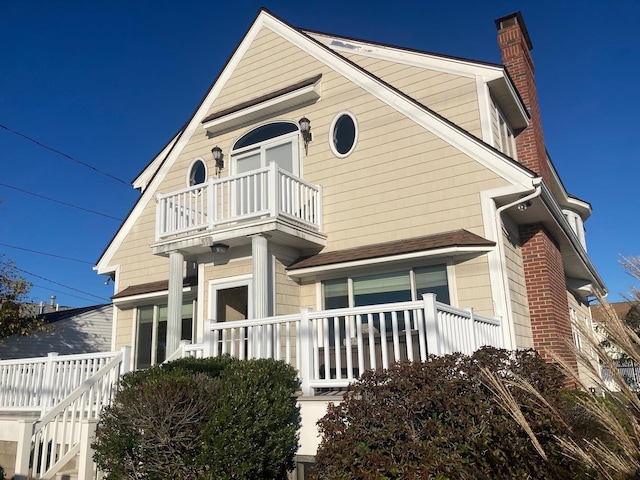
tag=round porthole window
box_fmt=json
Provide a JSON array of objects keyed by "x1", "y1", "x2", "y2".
[
  {"x1": 330, "y1": 112, "x2": 357, "y2": 157},
  {"x1": 188, "y1": 159, "x2": 206, "y2": 186}
]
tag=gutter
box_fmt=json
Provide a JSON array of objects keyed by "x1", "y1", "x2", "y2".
[{"x1": 494, "y1": 181, "x2": 543, "y2": 348}]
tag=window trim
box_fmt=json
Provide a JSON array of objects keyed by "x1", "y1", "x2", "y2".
[
  {"x1": 187, "y1": 158, "x2": 207, "y2": 188},
  {"x1": 329, "y1": 111, "x2": 358, "y2": 158}
]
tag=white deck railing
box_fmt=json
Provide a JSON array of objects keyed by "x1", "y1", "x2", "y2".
[
  {"x1": 0, "y1": 350, "x2": 124, "y2": 414},
  {"x1": 198, "y1": 294, "x2": 503, "y2": 395},
  {"x1": 155, "y1": 162, "x2": 322, "y2": 240},
  {"x1": 13, "y1": 347, "x2": 131, "y2": 480}
]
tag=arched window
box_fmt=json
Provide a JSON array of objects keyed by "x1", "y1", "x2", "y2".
[{"x1": 232, "y1": 122, "x2": 300, "y2": 175}]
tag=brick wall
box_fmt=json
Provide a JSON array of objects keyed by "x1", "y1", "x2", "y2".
[
  {"x1": 520, "y1": 223, "x2": 577, "y2": 377},
  {"x1": 496, "y1": 13, "x2": 551, "y2": 184}
]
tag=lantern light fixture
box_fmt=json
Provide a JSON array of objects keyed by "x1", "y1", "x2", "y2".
[
  {"x1": 211, "y1": 146, "x2": 224, "y2": 176},
  {"x1": 298, "y1": 117, "x2": 312, "y2": 154}
]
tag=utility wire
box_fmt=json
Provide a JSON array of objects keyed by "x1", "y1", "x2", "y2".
[
  {"x1": 0, "y1": 182, "x2": 123, "y2": 221},
  {"x1": 0, "y1": 243, "x2": 94, "y2": 265},
  {"x1": 0, "y1": 123, "x2": 130, "y2": 186},
  {"x1": 0, "y1": 260, "x2": 109, "y2": 302},
  {"x1": 30, "y1": 282, "x2": 109, "y2": 305}
]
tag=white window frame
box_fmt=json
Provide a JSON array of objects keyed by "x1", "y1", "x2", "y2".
[
  {"x1": 208, "y1": 275, "x2": 253, "y2": 322},
  {"x1": 134, "y1": 299, "x2": 196, "y2": 369},
  {"x1": 187, "y1": 157, "x2": 208, "y2": 187},
  {"x1": 329, "y1": 111, "x2": 358, "y2": 158},
  {"x1": 231, "y1": 129, "x2": 300, "y2": 176},
  {"x1": 320, "y1": 262, "x2": 454, "y2": 309}
]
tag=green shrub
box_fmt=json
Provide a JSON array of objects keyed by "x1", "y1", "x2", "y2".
[
  {"x1": 312, "y1": 347, "x2": 596, "y2": 480},
  {"x1": 93, "y1": 356, "x2": 300, "y2": 480}
]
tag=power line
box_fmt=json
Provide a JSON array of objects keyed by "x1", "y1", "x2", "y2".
[
  {"x1": 30, "y1": 282, "x2": 109, "y2": 305},
  {"x1": 0, "y1": 243, "x2": 94, "y2": 265},
  {"x1": 0, "y1": 182, "x2": 123, "y2": 221},
  {"x1": 0, "y1": 123, "x2": 130, "y2": 186},
  {"x1": 0, "y1": 260, "x2": 110, "y2": 302}
]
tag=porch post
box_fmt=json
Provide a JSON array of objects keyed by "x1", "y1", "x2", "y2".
[
  {"x1": 166, "y1": 250, "x2": 184, "y2": 358},
  {"x1": 251, "y1": 234, "x2": 269, "y2": 320},
  {"x1": 14, "y1": 418, "x2": 33, "y2": 480},
  {"x1": 422, "y1": 293, "x2": 440, "y2": 356}
]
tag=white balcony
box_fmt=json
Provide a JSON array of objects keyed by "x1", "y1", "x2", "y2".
[{"x1": 154, "y1": 163, "x2": 323, "y2": 249}]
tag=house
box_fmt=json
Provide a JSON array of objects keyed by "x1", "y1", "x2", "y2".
[
  {"x1": 0, "y1": 9, "x2": 606, "y2": 479},
  {"x1": 0, "y1": 302, "x2": 113, "y2": 360}
]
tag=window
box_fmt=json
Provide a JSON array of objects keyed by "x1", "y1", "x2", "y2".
[
  {"x1": 136, "y1": 301, "x2": 195, "y2": 369},
  {"x1": 491, "y1": 102, "x2": 516, "y2": 158},
  {"x1": 323, "y1": 265, "x2": 450, "y2": 309},
  {"x1": 330, "y1": 112, "x2": 357, "y2": 157},
  {"x1": 322, "y1": 266, "x2": 450, "y2": 337},
  {"x1": 232, "y1": 122, "x2": 300, "y2": 175},
  {"x1": 188, "y1": 159, "x2": 207, "y2": 186}
]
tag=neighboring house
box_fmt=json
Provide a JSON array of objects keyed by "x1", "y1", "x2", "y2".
[
  {"x1": 591, "y1": 301, "x2": 640, "y2": 390},
  {"x1": 1, "y1": 303, "x2": 113, "y2": 360},
  {"x1": 0, "y1": 9, "x2": 607, "y2": 479}
]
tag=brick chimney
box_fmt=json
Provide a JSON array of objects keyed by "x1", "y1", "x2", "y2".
[
  {"x1": 496, "y1": 13, "x2": 577, "y2": 381},
  {"x1": 496, "y1": 12, "x2": 551, "y2": 184}
]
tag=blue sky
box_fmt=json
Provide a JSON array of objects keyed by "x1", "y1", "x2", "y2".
[{"x1": 1, "y1": 0, "x2": 638, "y2": 307}]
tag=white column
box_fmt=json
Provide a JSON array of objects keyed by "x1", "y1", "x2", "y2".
[
  {"x1": 251, "y1": 234, "x2": 269, "y2": 320},
  {"x1": 166, "y1": 250, "x2": 184, "y2": 357}
]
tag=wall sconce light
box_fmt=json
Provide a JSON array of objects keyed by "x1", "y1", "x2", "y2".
[
  {"x1": 298, "y1": 117, "x2": 312, "y2": 155},
  {"x1": 517, "y1": 200, "x2": 532, "y2": 211},
  {"x1": 211, "y1": 146, "x2": 224, "y2": 176},
  {"x1": 210, "y1": 243, "x2": 229, "y2": 255}
]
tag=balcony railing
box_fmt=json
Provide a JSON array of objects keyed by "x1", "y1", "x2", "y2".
[
  {"x1": 155, "y1": 162, "x2": 322, "y2": 240},
  {"x1": 197, "y1": 294, "x2": 503, "y2": 395}
]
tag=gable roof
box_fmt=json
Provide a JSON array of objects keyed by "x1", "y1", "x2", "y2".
[{"x1": 96, "y1": 8, "x2": 538, "y2": 275}]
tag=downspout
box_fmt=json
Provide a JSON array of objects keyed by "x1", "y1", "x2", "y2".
[{"x1": 494, "y1": 180, "x2": 542, "y2": 349}]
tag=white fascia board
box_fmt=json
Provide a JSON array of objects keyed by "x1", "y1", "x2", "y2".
[
  {"x1": 132, "y1": 133, "x2": 181, "y2": 192},
  {"x1": 547, "y1": 159, "x2": 592, "y2": 219},
  {"x1": 264, "y1": 16, "x2": 534, "y2": 186},
  {"x1": 202, "y1": 81, "x2": 321, "y2": 135},
  {"x1": 307, "y1": 31, "x2": 504, "y2": 80},
  {"x1": 96, "y1": 15, "x2": 267, "y2": 274},
  {"x1": 287, "y1": 245, "x2": 494, "y2": 280},
  {"x1": 539, "y1": 183, "x2": 606, "y2": 292}
]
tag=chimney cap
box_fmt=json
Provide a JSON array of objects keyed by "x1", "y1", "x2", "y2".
[{"x1": 495, "y1": 11, "x2": 533, "y2": 51}]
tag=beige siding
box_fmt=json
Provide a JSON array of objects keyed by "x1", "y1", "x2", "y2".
[
  {"x1": 275, "y1": 255, "x2": 301, "y2": 316},
  {"x1": 454, "y1": 257, "x2": 494, "y2": 317},
  {"x1": 343, "y1": 52, "x2": 481, "y2": 136},
  {"x1": 114, "y1": 307, "x2": 134, "y2": 351},
  {"x1": 108, "y1": 24, "x2": 515, "y2": 345},
  {"x1": 502, "y1": 216, "x2": 533, "y2": 348}
]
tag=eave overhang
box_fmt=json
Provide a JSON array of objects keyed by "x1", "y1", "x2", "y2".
[
  {"x1": 201, "y1": 74, "x2": 322, "y2": 136},
  {"x1": 487, "y1": 77, "x2": 529, "y2": 132},
  {"x1": 287, "y1": 229, "x2": 495, "y2": 279},
  {"x1": 499, "y1": 181, "x2": 606, "y2": 298}
]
